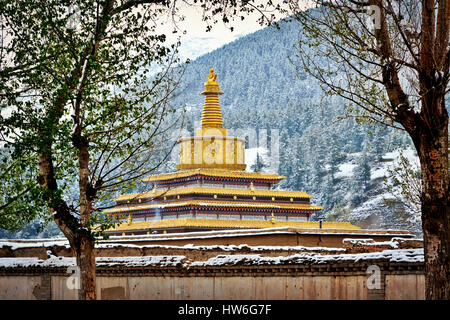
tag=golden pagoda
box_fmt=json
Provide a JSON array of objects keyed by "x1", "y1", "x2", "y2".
[{"x1": 104, "y1": 69, "x2": 359, "y2": 235}]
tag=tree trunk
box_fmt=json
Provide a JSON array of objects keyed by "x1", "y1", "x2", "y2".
[
  {"x1": 415, "y1": 124, "x2": 450, "y2": 299},
  {"x1": 74, "y1": 232, "x2": 97, "y2": 300},
  {"x1": 74, "y1": 127, "x2": 97, "y2": 300}
]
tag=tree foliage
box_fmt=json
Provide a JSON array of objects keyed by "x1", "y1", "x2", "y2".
[{"x1": 0, "y1": 0, "x2": 186, "y2": 299}]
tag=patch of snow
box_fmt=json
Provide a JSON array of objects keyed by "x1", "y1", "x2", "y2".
[
  {"x1": 383, "y1": 148, "x2": 419, "y2": 168},
  {"x1": 349, "y1": 194, "x2": 393, "y2": 220},
  {"x1": 371, "y1": 167, "x2": 388, "y2": 180},
  {"x1": 343, "y1": 238, "x2": 374, "y2": 244},
  {"x1": 96, "y1": 256, "x2": 186, "y2": 267},
  {"x1": 336, "y1": 163, "x2": 357, "y2": 178},
  {"x1": 0, "y1": 255, "x2": 185, "y2": 268},
  {"x1": 245, "y1": 147, "x2": 271, "y2": 172},
  {"x1": 343, "y1": 238, "x2": 400, "y2": 248},
  {"x1": 0, "y1": 241, "x2": 70, "y2": 250},
  {"x1": 391, "y1": 237, "x2": 423, "y2": 242},
  {"x1": 189, "y1": 249, "x2": 424, "y2": 267},
  {"x1": 0, "y1": 258, "x2": 43, "y2": 268}
]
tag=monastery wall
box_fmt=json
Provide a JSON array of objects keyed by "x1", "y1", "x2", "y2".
[
  {"x1": 0, "y1": 267, "x2": 425, "y2": 300},
  {"x1": 0, "y1": 236, "x2": 425, "y2": 300}
]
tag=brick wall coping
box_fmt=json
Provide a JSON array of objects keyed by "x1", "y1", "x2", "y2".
[{"x1": 0, "y1": 249, "x2": 424, "y2": 276}]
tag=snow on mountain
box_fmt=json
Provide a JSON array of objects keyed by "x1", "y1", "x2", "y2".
[
  {"x1": 336, "y1": 161, "x2": 358, "y2": 179},
  {"x1": 333, "y1": 147, "x2": 422, "y2": 235},
  {"x1": 245, "y1": 147, "x2": 271, "y2": 172}
]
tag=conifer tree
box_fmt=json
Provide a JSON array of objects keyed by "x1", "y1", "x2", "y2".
[{"x1": 251, "y1": 152, "x2": 267, "y2": 172}]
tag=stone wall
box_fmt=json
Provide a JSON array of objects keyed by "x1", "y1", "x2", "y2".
[{"x1": 0, "y1": 271, "x2": 425, "y2": 300}]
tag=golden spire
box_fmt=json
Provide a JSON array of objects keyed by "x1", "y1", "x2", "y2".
[{"x1": 201, "y1": 68, "x2": 224, "y2": 128}]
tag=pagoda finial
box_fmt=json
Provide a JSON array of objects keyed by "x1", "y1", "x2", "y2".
[
  {"x1": 207, "y1": 68, "x2": 217, "y2": 81},
  {"x1": 201, "y1": 68, "x2": 224, "y2": 128}
]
